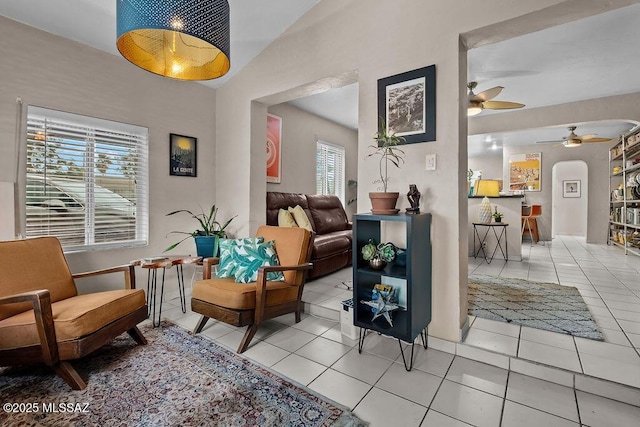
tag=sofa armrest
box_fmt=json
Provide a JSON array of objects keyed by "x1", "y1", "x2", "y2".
[
  {"x1": 73, "y1": 264, "x2": 137, "y2": 290},
  {"x1": 0, "y1": 290, "x2": 58, "y2": 365},
  {"x1": 202, "y1": 257, "x2": 220, "y2": 279}
]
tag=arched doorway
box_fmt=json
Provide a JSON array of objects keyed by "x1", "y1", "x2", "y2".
[{"x1": 551, "y1": 160, "x2": 588, "y2": 238}]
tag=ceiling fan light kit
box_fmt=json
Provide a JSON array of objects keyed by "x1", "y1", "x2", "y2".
[
  {"x1": 467, "y1": 102, "x2": 483, "y2": 116},
  {"x1": 564, "y1": 140, "x2": 582, "y2": 148},
  {"x1": 116, "y1": 0, "x2": 230, "y2": 81}
]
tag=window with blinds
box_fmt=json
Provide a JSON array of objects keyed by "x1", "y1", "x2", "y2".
[
  {"x1": 316, "y1": 140, "x2": 345, "y2": 206},
  {"x1": 25, "y1": 106, "x2": 149, "y2": 252}
]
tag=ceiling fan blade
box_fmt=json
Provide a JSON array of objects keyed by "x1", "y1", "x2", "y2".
[
  {"x1": 482, "y1": 100, "x2": 525, "y2": 110},
  {"x1": 472, "y1": 86, "x2": 503, "y2": 102},
  {"x1": 536, "y1": 140, "x2": 565, "y2": 144},
  {"x1": 581, "y1": 137, "x2": 612, "y2": 143},
  {"x1": 578, "y1": 134, "x2": 597, "y2": 140}
]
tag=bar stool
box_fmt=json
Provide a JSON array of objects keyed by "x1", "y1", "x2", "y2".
[{"x1": 521, "y1": 204, "x2": 544, "y2": 245}]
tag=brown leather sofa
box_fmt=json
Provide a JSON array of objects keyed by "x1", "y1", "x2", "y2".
[{"x1": 266, "y1": 192, "x2": 352, "y2": 279}]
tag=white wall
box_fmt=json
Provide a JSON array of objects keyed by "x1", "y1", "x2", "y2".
[
  {"x1": 469, "y1": 154, "x2": 504, "y2": 184},
  {"x1": 0, "y1": 16, "x2": 218, "y2": 291},
  {"x1": 552, "y1": 161, "x2": 588, "y2": 236},
  {"x1": 266, "y1": 103, "x2": 358, "y2": 217}
]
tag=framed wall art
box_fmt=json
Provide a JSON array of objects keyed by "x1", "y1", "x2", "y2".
[
  {"x1": 266, "y1": 113, "x2": 282, "y2": 183},
  {"x1": 377, "y1": 64, "x2": 436, "y2": 144},
  {"x1": 563, "y1": 180, "x2": 581, "y2": 198},
  {"x1": 509, "y1": 153, "x2": 541, "y2": 191},
  {"x1": 169, "y1": 133, "x2": 197, "y2": 177}
]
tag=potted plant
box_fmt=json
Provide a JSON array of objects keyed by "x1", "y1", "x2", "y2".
[
  {"x1": 367, "y1": 118, "x2": 405, "y2": 214},
  {"x1": 492, "y1": 207, "x2": 504, "y2": 223},
  {"x1": 361, "y1": 239, "x2": 396, "y2": 270},
  {"x1": 164, "y1": 204, "x2": 236, "y2": 258}
]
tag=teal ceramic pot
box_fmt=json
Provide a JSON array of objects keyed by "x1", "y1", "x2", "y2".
[{"x1": 194, "y1": 236, "x2": 219, "y2": 258}]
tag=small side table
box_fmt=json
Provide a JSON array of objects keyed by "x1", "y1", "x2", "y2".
[
  {"x1": 132, "y1": 256, "x2": 202, "y2": 327},
  {"x1": 473, "y1": 222, "x2": 509, "y2": 264}
]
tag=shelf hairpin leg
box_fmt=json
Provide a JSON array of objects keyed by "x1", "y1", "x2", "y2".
[
  {"x1": 398, "y1": 339, "x2": 416, "y2": 371},
  {"x1": 358, "y1": 328, "x2": 368, "y2": 354},
  {"x1": 398, "y1": 329, "x2": 429, "y2": 371}
]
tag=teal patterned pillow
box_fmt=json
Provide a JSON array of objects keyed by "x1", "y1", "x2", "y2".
[
  {"x1": 216, "y1": 237, "x2": 264, "y2": 278},
  {"x1": 233, "y1": 240, "x2": 285, "y2": 284}
]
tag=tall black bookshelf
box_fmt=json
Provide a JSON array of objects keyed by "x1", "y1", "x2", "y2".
[{"x1": 352, "y1": 212, "x2": 432, "y2": 370}]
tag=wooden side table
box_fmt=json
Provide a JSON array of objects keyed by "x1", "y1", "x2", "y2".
[{"x1": 131, "y1": 256, "x2": 202, "y2": 327}]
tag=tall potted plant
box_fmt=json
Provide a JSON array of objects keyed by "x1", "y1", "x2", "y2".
[
  {"x1": 164, "y1": 204, "x2": 236, "y2": 258},
  {"x1": 367, "y1": 118, "x2": 405, "y2": 214}
]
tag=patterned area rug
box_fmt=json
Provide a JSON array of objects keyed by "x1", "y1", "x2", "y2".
[
  {"x1": 468, "y1": 274, "x2": 604, "y2": 340},
  {"x1": 0, "y1": 322, "x2": 367, "y2": 427}
]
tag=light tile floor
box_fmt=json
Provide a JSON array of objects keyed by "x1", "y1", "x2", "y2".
[
  {"x1": 467, "y1": 235, "x2": 640, "y2": 391},
  {"x1": 149, "y1": 238, "x2": 640, "y2": 426}
]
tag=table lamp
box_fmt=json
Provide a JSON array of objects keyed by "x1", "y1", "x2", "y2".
[{"x1": 474, "y1": 180, "x2": 500, "y2": 197}]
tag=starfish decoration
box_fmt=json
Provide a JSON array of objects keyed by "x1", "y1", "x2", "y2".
[{"x1": 361, "y1": 292, "x2": 399, "y2": 327}]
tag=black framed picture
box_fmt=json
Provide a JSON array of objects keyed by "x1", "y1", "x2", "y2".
[
  {"x1": 169, "y1": 133, "x2": 197, "y2": 177},
  {"x1": 377, "y1": 65, "x2": 436, "y2": 144}
]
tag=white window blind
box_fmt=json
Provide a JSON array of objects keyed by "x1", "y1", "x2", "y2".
[
  {"x1": 25, "y1": 106, "x2": 149, "y2": 252},
  {"x1": 316, "y1": 140, "x2": 345, "y2": 206}
]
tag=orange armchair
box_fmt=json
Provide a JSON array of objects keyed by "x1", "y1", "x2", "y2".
[
  {"x1": 0, "y1": 237, "x2": 148, "y2": 389},
  {"x1": 191, "y1": 225, "x2": 313, "y2": 353}
]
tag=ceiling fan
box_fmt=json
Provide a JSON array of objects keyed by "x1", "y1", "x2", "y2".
[
  {"x1": 536, "y1": 126, "x2": 612, "y2": 148},
  {"x1": 467, "y1": 81, "x2": 525, "y2": 116}
]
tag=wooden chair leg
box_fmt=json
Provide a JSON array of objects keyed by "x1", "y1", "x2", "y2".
[
  {"x1": 295, "y1": 307, "x2": 301, "y2": 323},
  {"x1": 127, "y1": 326, "x2": 147, "y2": 345},
  {"x1": 237, "y1": 324, "x2": 259, "y2": 353},
  {"x1": 53, "y1": 361, "x2": 86, "y2": 390},
  {"x1": 193, "y1": 315, "x2": 210, "y2": 334}
]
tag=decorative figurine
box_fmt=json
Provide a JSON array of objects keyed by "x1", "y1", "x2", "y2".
[
  {"x1": 360, "y1": 284, "x2": 399, "y2": 327},
  {"x1": 406, "y1": 184, "x2": 421, "y2": 214}
]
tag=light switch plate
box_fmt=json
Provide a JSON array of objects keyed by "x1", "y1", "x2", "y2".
[{"x1": 425, "y1": 154, "x2": 436, "y2": 171}]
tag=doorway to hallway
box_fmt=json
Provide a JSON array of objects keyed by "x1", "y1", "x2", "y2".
[{"x1": 551, "y1": 160, "x2": 588, "y2": 239}]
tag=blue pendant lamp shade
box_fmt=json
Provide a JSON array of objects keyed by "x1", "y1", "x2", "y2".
[{"x1": 117, "y1": 0, "x2": 230, "y2": 80}]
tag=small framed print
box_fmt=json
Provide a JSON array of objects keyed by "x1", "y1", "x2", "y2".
[
  {"x1": 563, "y1": 180, "x2": 581, "y2": 198},
  {"x1": 170, "y1": 134, "x2": 197, "y2": 177}
]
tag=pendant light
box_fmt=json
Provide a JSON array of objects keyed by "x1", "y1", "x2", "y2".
[{"x1": 117, "y1": 0, "x2": 230, "y2": 81}]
